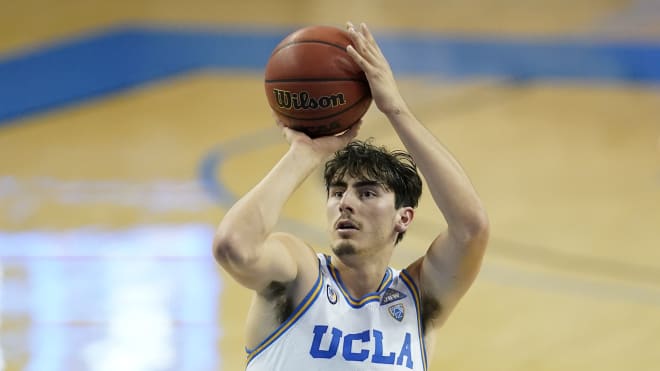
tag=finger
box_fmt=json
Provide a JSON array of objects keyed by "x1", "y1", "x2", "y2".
[
  {"x1": 346, "y1": 24, "x2": 361, "y2": 49},
  {"x1": 359, "y1": 23, "x2": 381, "y2": 53},
  {"x1": 272, "y1": 111, "x2": 285, "y2": 127},
  {"x1": 346, "y1": 45, "x2": 369, "y2": 71},
  {"x1": 357, "y1": 23, "x2": 384, "y2": 59},
  {"x1": 342, "y1": 120, "x2": 362, "y2": 140},
  {"x1": 359, "y1": 23, "x2": 370, "y2": 40},
  {"x1": 349, "y1": 23, "x2": 379, "y2": 61},
  {"x1": 282, "y1": 126, "x2": 309, "y2": 143}
]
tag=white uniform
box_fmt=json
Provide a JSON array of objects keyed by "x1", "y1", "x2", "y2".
[{"x1": 246, "y1": 254, "x2": 428, "y2": 371}]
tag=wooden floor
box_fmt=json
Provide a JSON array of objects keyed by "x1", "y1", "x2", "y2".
[{"x1": 1, "y1": 1, "x2": 659, "y2": 370}]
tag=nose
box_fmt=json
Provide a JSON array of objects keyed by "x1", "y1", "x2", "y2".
[{"x1": 338, "y1": 191, "x2": 355, "y2": 213}]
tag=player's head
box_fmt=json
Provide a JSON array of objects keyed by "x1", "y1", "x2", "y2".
[{"x1": 324, "y1": 140, "x2": 422, "y2": 244}]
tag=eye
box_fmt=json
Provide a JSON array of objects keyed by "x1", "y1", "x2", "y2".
[
  {"x1": 360, "y1": 190, "x2": 377, "y2": 198},
  {"x1": 331, "y1": 190, "x2": 344, "y2": 198}
]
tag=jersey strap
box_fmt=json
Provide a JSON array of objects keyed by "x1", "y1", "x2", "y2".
[{"x1": 400, "y1": 269, "x2": 428, "y2": 371}]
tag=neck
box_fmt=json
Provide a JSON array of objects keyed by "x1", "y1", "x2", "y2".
[{"x1": 331, "y1": 249, "x2": 393, "y2": 298}]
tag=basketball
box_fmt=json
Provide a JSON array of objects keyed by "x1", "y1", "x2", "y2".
[{"x1": 264, "y1": 25, "x2": 372, "y2": 138}]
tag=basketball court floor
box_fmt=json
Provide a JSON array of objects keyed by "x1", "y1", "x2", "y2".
[{"x1": 1, "y1": 1, "x2": 659, "y2": 370}]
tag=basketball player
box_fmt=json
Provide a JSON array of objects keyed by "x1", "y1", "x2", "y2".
[{"x1": 213, "y1": 22, "x2": 489, "y2": 370}]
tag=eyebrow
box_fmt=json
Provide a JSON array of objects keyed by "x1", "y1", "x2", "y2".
[
  {"x1": 354, "y1": 180, "x2": 382, "y2": 189},
  {"x1": 329, "y1": 180, "x2": 382, "y2": 189}
]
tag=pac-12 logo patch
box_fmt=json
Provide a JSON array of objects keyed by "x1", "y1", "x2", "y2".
[
  {"x1": 326, "y1": 284, "x2": 338, "y2": 304},
  {"x1": 388, "y1": 304, "x2": 405, "y2": 322},
  {"x1": 380, "y1": 288, "x2": 407, "y2": 305}
]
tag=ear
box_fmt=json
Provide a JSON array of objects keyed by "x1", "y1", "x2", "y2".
[{"x1": 394, "y1": 207, "x2": 414, "y2": 233}]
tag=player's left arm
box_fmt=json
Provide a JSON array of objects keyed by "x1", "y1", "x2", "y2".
[
  {"x1": 347, "y1": 21, "x2": 490, "y2": 329},
  {"x1": 397, "y1": 117, "x2": 489, "y2": 329}
]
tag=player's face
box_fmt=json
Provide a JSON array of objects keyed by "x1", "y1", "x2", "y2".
[{"x1": 326, "y1": 175, "x2": 400, "y2": 256}]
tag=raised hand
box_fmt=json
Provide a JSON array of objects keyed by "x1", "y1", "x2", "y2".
[{"x1": 345, "y1": 22, "x2": 407, "y2": 116}]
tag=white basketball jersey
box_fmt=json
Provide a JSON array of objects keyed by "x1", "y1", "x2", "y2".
[{"x1": 246, "y1": 254, "x2": 428, "y2": 371}]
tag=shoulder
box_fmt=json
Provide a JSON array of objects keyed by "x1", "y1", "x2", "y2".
[
  {"x1": 268, "y1": 232, "x2": 319, "y2": 269},
  {"x1": 265, "y1": 232, "x2": 321, "y2": 296}
]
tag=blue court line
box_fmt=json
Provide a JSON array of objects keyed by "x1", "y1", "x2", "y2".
[
  {"x1": 1, "y1": 24, "x2": 660, "y2": 126},
  {"x1": 199, "y1": 126, "x2": 330, "y2": 245},
  {"x1": 200, "y1": 126, "x2": 660, "y2": 306},
  {"x1": 199, "y1": 127, "x2": 281, "y2": 208}
]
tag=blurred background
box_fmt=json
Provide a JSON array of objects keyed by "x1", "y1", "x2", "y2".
[{"x1": 1, "y1": 0, "x2": 659, "y2": 370}]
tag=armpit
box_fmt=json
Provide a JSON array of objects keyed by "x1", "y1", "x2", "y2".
[
  {"x1": 263, "y1": 281, "x2": 294, "y2": 324},
  {"x1": 421, "y1": 296, "x2": 442, "y2": 334}
]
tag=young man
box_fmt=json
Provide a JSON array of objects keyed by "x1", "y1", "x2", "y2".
[{"x1": 213, "y1": 22, "x2": 489, "y2": 371}]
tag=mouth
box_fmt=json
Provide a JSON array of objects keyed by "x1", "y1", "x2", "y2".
[{"x1": 335, "y1": 219, "x2": 359, "y2": 231}]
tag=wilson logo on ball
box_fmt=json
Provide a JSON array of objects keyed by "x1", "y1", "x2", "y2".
[{"x1": 273, "y1": 89, "x2": 346, "y2": 111}]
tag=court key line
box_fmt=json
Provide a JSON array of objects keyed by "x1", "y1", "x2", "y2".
[{"x1": 199, "y1": 128, "x2": 660, "y2": 307}]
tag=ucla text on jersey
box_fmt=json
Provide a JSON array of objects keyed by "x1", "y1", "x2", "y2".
[{"x1": 310, "y1": 325, "x2": 414, "y2": 368}]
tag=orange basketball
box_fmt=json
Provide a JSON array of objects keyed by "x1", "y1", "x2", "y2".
[{"x1": 264, "y1": 25, "x2": 372, "y2": 138}]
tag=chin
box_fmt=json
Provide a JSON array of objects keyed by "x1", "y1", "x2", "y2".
[{"x1": 332, "y1": 241, "x2": 357, "y2": 257}]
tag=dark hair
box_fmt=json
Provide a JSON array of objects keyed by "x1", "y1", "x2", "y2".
[{"x1": 323, "y1": 140, "x2": 423, "y2": 244}]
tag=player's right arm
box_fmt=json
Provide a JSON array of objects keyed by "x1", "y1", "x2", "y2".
[{"x1": 212, "y1": 120, "x2": 360, "y2": 292}]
